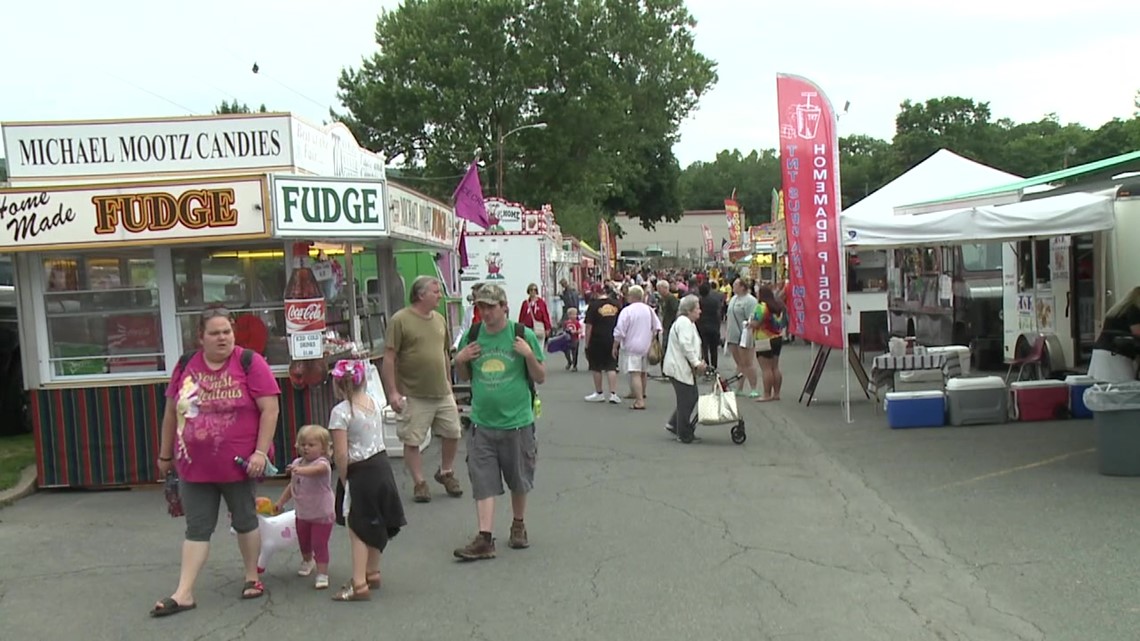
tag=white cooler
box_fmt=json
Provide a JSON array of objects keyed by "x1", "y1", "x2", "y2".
[
  {"x1": 366, "y1": 361, "x2": 432, "y2": 458},
  {"x1": 946, "y1": 376, "x2": 1008, "y2": 426},
  {"x1": 898, "y1": 345, "x2": 971, "y2": 384},
  {"x1": 382, "y1": 408, "x2": 432, "y2": 457}
]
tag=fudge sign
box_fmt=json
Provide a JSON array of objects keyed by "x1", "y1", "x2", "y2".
[
  {"x1": 0, "y1": 177, "x2": 270, "y2": 251},
  {"x1": 271, "y1": 176, "x2": 387, "y2": 237},
  {"x1": 1, "y1": 115, "x2": 294, "y2": 179}
]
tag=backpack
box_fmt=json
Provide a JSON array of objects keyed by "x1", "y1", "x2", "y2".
[
  {"x1": 466, "y1": 321, "x2": 537, "y2": 404},
  {"x1": 174, "y1": 348, "x2": 255, "y2": 378}
]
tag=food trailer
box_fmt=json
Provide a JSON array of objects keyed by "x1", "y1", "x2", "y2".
[{"x1": 0, "y1": 113, "x2": 454, "y2": 487}]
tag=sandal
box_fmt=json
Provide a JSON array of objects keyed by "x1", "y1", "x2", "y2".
[
  {"x1": 240, "y1": 580, "x2": 265, "y2": 600},
  {"x1": 630, "y1": 403, "x2": 646, "y2": 410},
  {"x1": 366, "y1": 572, "x2": 382, "y2": 590},
  {"x1": 332, "y1": 581, "x2": 371, "y2": 602},
  {"x1": 151, "y1": 597, "x2": 196, "y2": 617}
]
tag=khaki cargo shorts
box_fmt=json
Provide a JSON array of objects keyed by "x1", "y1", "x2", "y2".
[{"x1": 397, "y1": 394, "x2": 462, "y2": 445}]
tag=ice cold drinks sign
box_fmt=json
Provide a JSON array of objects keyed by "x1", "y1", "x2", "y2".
[{"x1": 0, "y1": 177, "x2": 271, "y2": 251}]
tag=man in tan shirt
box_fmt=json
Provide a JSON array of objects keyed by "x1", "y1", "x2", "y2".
[{"x1": 382, "y1": 275, "x2": 463, "y2": 502}]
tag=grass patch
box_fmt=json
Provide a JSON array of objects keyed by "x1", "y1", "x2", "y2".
[{"x1": 0, "y1": 434, "x2": 35, "y2": 491}]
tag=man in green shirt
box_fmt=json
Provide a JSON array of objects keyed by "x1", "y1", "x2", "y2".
[{"x1": 453, "y1": 283, "x2": 546, "y2": 560}]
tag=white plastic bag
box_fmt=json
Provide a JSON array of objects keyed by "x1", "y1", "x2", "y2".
[
  {"x1": 364, "y1": 361, "x2": 386, "y2": 409},
  {"x1": 341, "y1": 480, "x2": 351, "y2": 517},
  {"x1": 698, "y1": 380, "x2": 739, "y2": 424},
  {"x1": 739, "y1": 321, "x2": 754, "y2": 350}
]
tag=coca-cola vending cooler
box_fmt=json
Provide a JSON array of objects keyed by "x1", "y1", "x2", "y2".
[{"x1": 285, "y1": 243, "x2": 329, "y2": 389}]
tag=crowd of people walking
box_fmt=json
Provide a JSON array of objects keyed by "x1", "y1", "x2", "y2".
[{"x1": 150, "y1": 267, "x2": 784, "y2": 617}]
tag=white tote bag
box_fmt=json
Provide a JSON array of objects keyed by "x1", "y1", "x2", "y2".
[
  {"x1": 697, "y1": 380, "x2": 739, "y2": 425},
  {"x1": 739, "y1": 321, "x2": 754, "y2": 350}
]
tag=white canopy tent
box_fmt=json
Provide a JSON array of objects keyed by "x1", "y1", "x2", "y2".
[
  {"x1": 842, "y1": 192, "x2": 1116, "y2": 248},
  {"x1": 841, "y1": 149, "x2": 1022, "y2": 223}
]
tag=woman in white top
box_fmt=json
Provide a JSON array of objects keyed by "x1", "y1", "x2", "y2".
[
  {"x1": 663, "y1": 295, "x2": 708, "y2": 443},
  {"x1": 725, "y1": 278, "x2": 759, "y2": 398},
  {"x1": 327, "y1": 360, "x2": 406, "y2": 602}
]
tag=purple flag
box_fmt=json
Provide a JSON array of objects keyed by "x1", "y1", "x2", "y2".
[
  {"x1": 452, "y1": 162, "x2": 490, "y2": 230},
  {"x1": 458, "y1": 225, "x2": 470, "y2": 268}
]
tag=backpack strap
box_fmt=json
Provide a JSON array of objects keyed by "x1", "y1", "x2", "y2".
[
  {"x1": 513, "y1": 322, "x2": 537, "y2": 401},
  {"x1": 174, "y1": 348, "x2": 256, "y2": 379},
  {"x1": 174, "y1": 351, "x2": 197, "y2": 379},
  {"x1": 240, "y1": 348, "x2": 255, "y2": 374}
]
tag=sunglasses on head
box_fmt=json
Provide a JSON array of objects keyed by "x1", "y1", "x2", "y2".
[{"x1": 201, "y1": 307, "x2": 232, "y2": 319}]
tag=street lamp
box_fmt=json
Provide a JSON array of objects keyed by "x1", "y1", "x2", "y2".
[{"x1": 498, "y1": 122, "x2": 548, "y2": 198}]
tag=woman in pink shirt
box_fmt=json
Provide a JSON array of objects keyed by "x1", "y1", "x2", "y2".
[
  {"x1": 612, "y1": 285, "x2": 662, "y2": 410},
  {"x1": 152, "y1": 308, "x2": 281, "y2": 617}
]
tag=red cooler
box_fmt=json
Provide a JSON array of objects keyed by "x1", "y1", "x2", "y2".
[{"x1": 1010, "y1": 380, "x2": 1068, "y2": 421}]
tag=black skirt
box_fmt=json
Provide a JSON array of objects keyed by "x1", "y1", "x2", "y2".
[{"x1": 334, "y1": 451, "x2": 406, "y2": 551}]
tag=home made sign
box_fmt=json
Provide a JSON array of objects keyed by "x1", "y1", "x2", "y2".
[
  {"x1": 0, "y1": 176, "x2": 271, "y2": 251},
  {"x1": 272, "y1": 176, "x2": 387, "y2": 237}
]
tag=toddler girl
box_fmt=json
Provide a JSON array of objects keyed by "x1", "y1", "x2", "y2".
[
  {"x1": 274, "y1": 424, "x2": 335, "y2": 589},
  {"x1": 563, "y1": 307, "x2": 581, "y2": 371},
  {"x1": 328, "y1": 359, "x2": 406, "y2": 602}
]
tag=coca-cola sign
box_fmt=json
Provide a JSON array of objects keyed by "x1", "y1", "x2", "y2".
[{"x1": 284, "y1": 298, "x2": 327, "y2": 334}]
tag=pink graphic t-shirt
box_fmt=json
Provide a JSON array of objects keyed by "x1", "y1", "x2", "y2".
[
  {"x1": 165, "y1": 346, "x2": 281, "y2": 483},
  {"x1": 289, "y1": 456, "x2": 334, "y2": 523}
]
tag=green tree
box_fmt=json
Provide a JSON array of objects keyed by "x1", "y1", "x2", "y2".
[
  {"x1": 213, "y1": 100, "x2": 268, "y2": 114},
  {"x1": 838, "y1": 134, "x2": 895, "y2": 208},
  {"x1": 677, "y1": 149, "x2": 780, "y2": 223},
  {"x1": 892, "y1": 97, "x2": 999, "y2": 171},
  {"x1": 335, "y1": 0, "x2": 716, "y2": 232}
]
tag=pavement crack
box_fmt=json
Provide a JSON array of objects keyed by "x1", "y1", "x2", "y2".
[
  {"x1": 4, "y1": 562, "x2": 170, "y2": 581},
  {"x1": 747, "y1": 565, "x2": 797, "y2": 608},
  {"x1": 602, "y1": 485, "x2": 720, "y2": 530},
  {"x1": 465, "y1": 612, "x2": 491, "y2": 641}
]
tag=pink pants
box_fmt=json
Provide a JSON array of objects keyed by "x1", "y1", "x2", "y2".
[{"x1": 296, "y1": 517, "x2": 333, "y2": 564}]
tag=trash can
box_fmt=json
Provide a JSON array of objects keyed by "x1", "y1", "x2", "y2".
[{"x1": 1084, "y1": 383, "x2": 1140, "y2": 476}]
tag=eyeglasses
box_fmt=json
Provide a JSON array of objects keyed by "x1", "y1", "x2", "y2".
[{"x1": 201, "y1": 307, "x2": 232, "y2": 319}]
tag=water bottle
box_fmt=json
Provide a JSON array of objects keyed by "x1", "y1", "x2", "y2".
[{"x1": 234, "y1": 455, "x2": 279, "y2": 477}]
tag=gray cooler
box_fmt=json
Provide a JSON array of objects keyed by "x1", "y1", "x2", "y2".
[{"x1": 946, "y1": 376, "x2": 1008, "y2": 426}]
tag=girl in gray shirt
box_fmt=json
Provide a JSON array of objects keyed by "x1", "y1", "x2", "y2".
[{"x1": 725, "y1": 279, "x2": 760, "y2": 397}]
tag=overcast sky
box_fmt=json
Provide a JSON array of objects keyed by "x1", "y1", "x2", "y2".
[{"x1": 1, "y1": 0, "x2": 1136, "y2": 167}]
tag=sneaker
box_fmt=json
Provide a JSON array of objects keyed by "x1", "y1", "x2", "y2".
[
  {"x1": 607, "y1": 393, "x2": 621, "y2": 404},
  {"x1": 314, "y1": 574, "x2": 329, "y2": 590},
  {"x1": 454, "y1": 534, "x2": 496, "y2": 561},
  {"x1": 297, "y1": 559, "x2": 316, "y2": 577},
  {"x1": 678, "y1": 436, "x2": 703, "y2": 444},
  {"x1": 413, "y1": 481, "x2": 431, "y2": 503},
  {"x1": 665, "y1": 424, "x2": 676, "y2": 435},
  {"x1": 508, "y1": 520, "x2": 530, "y2": 549},
  {"x1": 434, "y1": 469, "x2": 464, "y2": 498},
  {"x1": 585, "y1": 392, "x2": 606, "y2": 402}
]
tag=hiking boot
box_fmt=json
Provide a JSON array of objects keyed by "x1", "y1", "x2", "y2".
[
  {"x1": 508, "y1": 520, "x2": 529, "y2": 549},
  {"x1": 434, "y1": 469, "x2": 463, "y2": 498},
  {"x1": 454, "y1": 534, "x2": 496, "y2": 561},
  {"x1": 413, "y1": 481, "x2": 431, "y2": 503}
]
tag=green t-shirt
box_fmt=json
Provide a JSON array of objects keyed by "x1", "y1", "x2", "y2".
[{"x1": 459, "y1": 322, "x2": 545, "y2": 429}]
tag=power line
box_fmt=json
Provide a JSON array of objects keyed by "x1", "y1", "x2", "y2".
[{"x1": 104, "y1": 73, "x2": 201, "y2": 114}]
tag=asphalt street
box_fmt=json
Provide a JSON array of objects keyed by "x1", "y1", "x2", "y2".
[{"x1": 0, "y1": 342, "x2": 1134, "y2": 640}]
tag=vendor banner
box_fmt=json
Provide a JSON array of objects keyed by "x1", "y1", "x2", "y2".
[
  {"x1": 724, "y1": 199, "x2": 743, "y2": 250},
  {"x1": 701, "y1": 224, "x2": 714, "y2": 257},
  {"x1": 597, "y1": 218, "x2": 612, "y2": 279},
  {"x1": 776, "y1": 73, "x2": 844, "y2": 349},
  {"x1": 0, "y1": 175, "x2": 271, "y2": 252}
]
